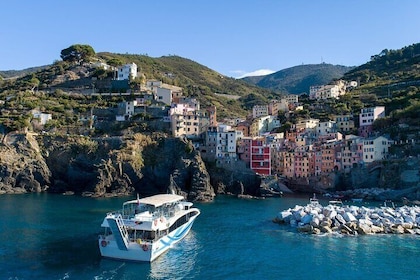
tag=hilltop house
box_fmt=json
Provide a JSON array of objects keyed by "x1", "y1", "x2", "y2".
[
  {"x1": 309, "y1": 80, "x2": 346, "y2": 100},
  {"x1": 117, "y1": 63, "x2": 137, "y2": 80}
]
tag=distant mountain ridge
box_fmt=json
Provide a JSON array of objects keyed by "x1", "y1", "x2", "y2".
[
  {"x1": 0, "y1": 65, "x2": 50, "y2": 79},
  {"x1": 241, "y1": 63, "x2": 354, "y2": 94}
]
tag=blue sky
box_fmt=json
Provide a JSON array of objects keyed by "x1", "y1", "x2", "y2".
[{"x1": 1, "y1": 0, "x2": 419, "y2": 78}]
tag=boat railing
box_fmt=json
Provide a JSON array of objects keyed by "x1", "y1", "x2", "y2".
[
  {"x1": 134, "y1": 215, "x2": 154, "y2": 222},
  {"x1": 108, "y1": 210, "x2": 155, "y2": 222},
  {"x1": 115, "y1": 214, "x2": 129, "y2": 240}
]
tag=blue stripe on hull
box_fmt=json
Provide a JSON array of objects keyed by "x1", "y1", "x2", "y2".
[{"x1": 151, "y1": 217, "x2": 196, "y2": 260}]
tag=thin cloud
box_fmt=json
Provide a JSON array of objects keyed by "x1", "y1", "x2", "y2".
[{"x1": 233, "y1": 69, "x2": 276, "y2": 79}]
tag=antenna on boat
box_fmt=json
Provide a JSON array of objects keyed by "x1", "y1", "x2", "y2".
[
  {"x1": 137, "y1": 193, "x2": 140, "y2": 205},
  {"x1": 168, "y1": 175, "x2": 177, "y2": 195}
]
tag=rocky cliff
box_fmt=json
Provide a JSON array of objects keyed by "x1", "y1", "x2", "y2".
[
  {"x1": 0, "y1": 133, "x2": 50, "y2": 194},
  {"x1": 0, "y1": 132, "x2": 215, "y2": 202}
]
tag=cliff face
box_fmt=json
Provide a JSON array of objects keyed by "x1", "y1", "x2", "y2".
[
  {"x1": 0, "y1": 132, "x2": 215, "y2": 201},
  {"x1": 206, "y1": 160, "x2": 261, "y2": 196},
  {"x1": 0, "y1": 133, "x2": 50, "y2": 194}
]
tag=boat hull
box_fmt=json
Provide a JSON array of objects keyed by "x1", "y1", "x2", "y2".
[{"x1": 99, "y1": 214, "x2": 198, "y2": 262}]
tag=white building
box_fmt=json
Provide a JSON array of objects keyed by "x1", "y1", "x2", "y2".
[
  {"x1": 316, "y1": 120, "x2": 337, "y2": 135},
  {"x1": 346, "y1": 80, "x2": 358, "y2": 89},
  {"x1": 216, "y1": 125, "x2": 242, "y2": 160},
  {"x1": 358, "y1": 106, "x2": 385, "y2": 137},
  {"x1": 285, "y1": 94, "x2": 299, "y2": 104},
  {"x1": 146, "y1": 80, "x2": 162, "y2": 93},
  {"x1": 32, "y1": 110, "x2": 52, "y2": 125},
  {"x1": 116, "y1": 100, "x2": 137, "y2": 121},
  {"x1": 255, "y1": 115, "x2": 280, "y2": 135},
  {"x1": 294, "y1": 118, "x2": 319, "y2": 131},
  {"x1": 92, "y1": 61, "x2": 116, "y2": 71},
  {"x1": 252, "y1": 105, "x2": 269, "y2": 118},
  {"x1": 362, "y1": 136, "x2": 392, "y2": 163},
  {"x1": 156, "y1": 84, "x2": 183, "y2": 106},
  {"x1": 309, "y1": 82, "x2": 346, "y2": 100},
  {"x1": 117, "y1": 63, "x2": 137, "y2": 80},
  {"x1": 359, "y1": 106, "x2": 385, "y2": 127}
]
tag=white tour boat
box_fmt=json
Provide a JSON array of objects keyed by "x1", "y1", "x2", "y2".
[{"x1": 98, "y1": 194, "x2": 200, "y2": 262}]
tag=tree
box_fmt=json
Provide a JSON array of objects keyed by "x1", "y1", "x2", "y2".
[
  {"x1": 107, "y1": 57, "x2": 124, "y2": 67},
  {"x1": 28, "y1": 76, "x2": 40, "y2": 93},
  {"x1": 60, "y1": 44, "x2": 95, "y2": 64}
]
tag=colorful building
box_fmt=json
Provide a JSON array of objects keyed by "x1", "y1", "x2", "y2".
[{"x1": 250, "y1": 138, "x2": 271, "y2": 175}]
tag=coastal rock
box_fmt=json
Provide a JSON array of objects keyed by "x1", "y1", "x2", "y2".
[
  {"x1": 274, "y1": 201, "x2": 420, "y2": 236},
  {"x1": 370, "y1": 225, "x2": 384, "y2": 234},
  {"x1": 292, "y1": 209, "x2": 306, "y2": 221},
  {"x1": 357, "y1": 224, "x2": 372, "y2": 235},
  {"x1": 342, "y1": 212, "x2": 357, "y2": 223},
  {"x1": 277, "y1": 211, "x2": 293, "y2": 223},
  {"x1": 0, "y1": 132, "x2": 215, "y2": 201},
  {"x1": 301, "y1": 214, "x2": 313, "y2": 224},
  {"x1": 320, "y1": 226, "x2": 333, "y2": 233},
  {"x1": 390, "y1": 225, "x2": 405, "y2": 234},
  {"x1": 312, "y1": 228, "x2": 321, "y2": 234},
  {"x1": 297, "y1": 224, "x2": 313, "y2": 233},
  {"x1": 320, "y1": 218, "x2": 332, "y2": 228},
  {"x1": 310, "y1": 216, "x2": 320, "y2": 227},
  {"x1": 335, "y1": 214, "x2": 346, "y2": 225}
]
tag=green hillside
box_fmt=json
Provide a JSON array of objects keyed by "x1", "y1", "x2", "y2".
[
  {"x1": 242, "y1": 63, "x2": 354, "y2": 94},
  {"x1": 1, "y1": 43, "x2": 419, "y2": 141},
  {"x1": 0, "y1": 52, "x2": 279, "y2": 119},
  {"x1": 340, "y1": 43, "x2": 420, "y2": 134}
]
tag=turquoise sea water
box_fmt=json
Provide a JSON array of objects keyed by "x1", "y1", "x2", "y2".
[{"x1": 0, "y1": 193, "x2": 419, "y2": 280}]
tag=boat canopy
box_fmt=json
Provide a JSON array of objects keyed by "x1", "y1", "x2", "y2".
[{"x1": 123, "y1": 194, "x2": 185, "y2": 208}]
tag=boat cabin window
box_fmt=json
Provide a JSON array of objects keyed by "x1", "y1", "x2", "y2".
[{"x1": 123, "y1": 203, "x2": 155, "y2": 217}]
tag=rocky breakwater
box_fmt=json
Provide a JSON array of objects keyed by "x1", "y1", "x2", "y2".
[{"x1": 274, "y1": 202, "x2": 420, "y2": 235}]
